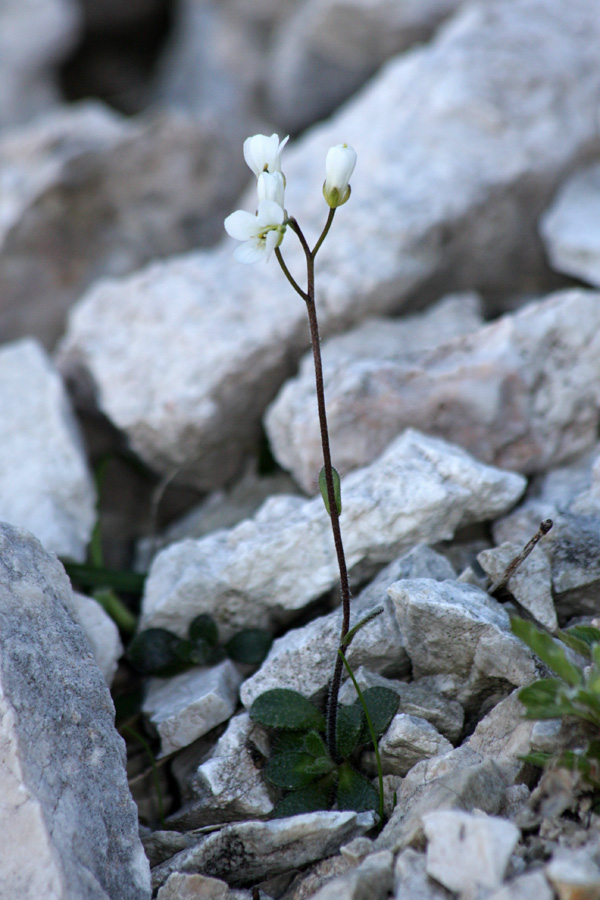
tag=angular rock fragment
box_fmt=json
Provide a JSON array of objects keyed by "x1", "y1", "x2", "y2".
[
  {"x1": 0, "y1": 522, "x2": 150, "y2": 900},
  {"x1": 545, "y1": 850, "x2": 600, "y2": 900},
  {"x1": 362, "y1": 714, "x2": 453, "y2": 777},
  {"x1": 540, "y1": 163, "x2": 600, "y2": 288},
  {"x1": 486, "y1": 870, "x2": 554, "y2": 900},
  {"x1": 63, "y1": 591, "x2": 123, "y2": 685},
  {"x1": 152, "y1": 811, "x2": 375, "y2": 890},
  {"x1": 59, "y1": 0, "x2": 600, "y2": 489},
  {"x1": 267, "y1": 289, "x2": 600, "y2": 490},
  {"x1": 0, "y1": 339, "x2": 95, "y2": 560},
  {"x1": 143, "y1": 660, "x2": 243, "y2": 757},
  {"x1": 394, "y1": 848, "x2": 454, "y2": 900},
  {"x1": 305, "y1": 850, "x2": 394, "y2": 900},
  {"x1": 478, "y1": 541, "x2": 557, "y2": 632},
  {"x1": 140, "y1": 430, "x2": 525, "y2": 638}
]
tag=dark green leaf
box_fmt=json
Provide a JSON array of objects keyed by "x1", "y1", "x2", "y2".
[
  {"x1": 563, "y1": 625, "x2": 600, "y2": 649},
  {"x1": 517, "y1": 678, "x2": 571, "y2": 719},
  {"x1": 355, "y1": 687, "x2": 399, "y2": 746},
  {"x1": 188, "y1": 639, "x2": 225, "y2": 667},
  {"x1": 225, "y1": 629, "x2": 273, "y2": 665},
  {"x1": 303, "y1": 730, "x2": 329, "y2": 758},
  {"x1": 511, "y1": 618, "x2": 583, "y2": 687},
  {"x1": 272, "y1": 731, "x2": 329, "y2": 759},
  {"x1": 127, "y1": 629, "x2": 195, "y2": 677},
  {"x1": 249, "y1": 689, "x2": 326, "y2": 732},
  {"x1": 264, "y1": 751, "x2": 323, "y2": 790},
  {"x1": 336, "y1": 704, "x2": 364, "y2": 759},
  {"x1": 572, "y1": 689, "x2": 600, "y2": 723},
  {"x1": 319, "y1": 466, "x2": 342, "y2": 516},
  {"x1": 336, "y1": 761, "x2": 379, "y2": 813},
  {"x1": 557, "y1": 628, "x2": 597, "y2": 660},
  {"x1": 518, "y1": 751, "x2": 553, "y2": 768},
  {"x1": 63, "y1": 561, "x2": 146, "y2": 595},
  {"x1": 270, "y1": 779, "x2": 334, "y2": 818},
  {"x1": 188, "y1": 614, "x2": 219, "y2": 646}
]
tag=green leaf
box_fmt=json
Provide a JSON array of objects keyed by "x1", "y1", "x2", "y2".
[
  {"x1": 518, "y1": 751, "x2": 553, "y2": 768},
  {"x1": 188, "y1": 639, "x2": 225, "y2": 667},
  {"x1": 270, "y1": 779, "x2": 334, "y2": 818},
  {"x1": 188, "y1": 614, "x2": 219, "y2": 646},
  {"x1": 127, "y1": 629, "x2": 195, "y2": 677},
  {"x1": 303, "y1": 730, "x2": 329, "y2": 758},
  {"x1": 572, "y1": 689, "x2": 600, "y2": 723},
  {"x1": 319, "y1": 466, "x2": 342, "y2": 516},
  {"x1": 355, "y1": 687, "x2": 399, "y2": 746},
  {"x1": 249, "y1": 689, "x2": 326, "y2": 732},
  {"x1": 225, "y1": 629, "x2": 273, "y2": 665},
  {"x1": 336, "y1": 704, "x2": 364, "y2": 759},
  {"x1": 564, "y1": 625, "x2": 600, "y2": 649},
  {"x1": 63, "y1": 561, "x2": 146, "y2": 595},
  {"x1": 511, "y1": 618, "x2": 584, "y2": 687},
  {"x1": 264, "y1": 751, "x2": 324, "y2": 790},
  {"x1": 336, "y1": 761, "x2": 379, "y2": 813},
  {"x1": 517, "y1": 678, "x2": 571, "y2": 719}
]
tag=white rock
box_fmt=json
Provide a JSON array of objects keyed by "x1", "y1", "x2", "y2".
[
  {"x1": 0, "y1": 0, "x2": 81, "y2": 129},
  {"x1": 267, "y1": 0, "x2": 462, "y2": 132},
  {"x1": 486, "y1": 870, "x2": 554, "y2": 900},
  {"x1": 388, "y1": 579, "x2": 538, "y2": 709},
  {"x1": 394, "y1": 847, "x2": 454, "y2": 900},
  {"x1": 307, "y1": 850, "x2": 394, "y2": 900},
  {"x1": 362, "y1": 714, "x2": 453, "y2": 777},
  {"x1": 541, "y1": 163, "x2": 600, "y2": 288},
  {"x1": 63, "y1": 591, "x2": 123, "y2": 685},
  {"x1": 0, "y1": 522, "x2": 150, "y2": 900},
  {"x1": 144, "y1": 659, "x2": 242, "y2": 756},
  {"x1": 156, "y1": 872, "x2": 243, "y2": 900},
  {"x1": 478, "y1": 541, "x2": 557, "y2": 632},
  {"x1": 466, "y1": 691, "x2": 536, "y2": 766},
  {"x1": 423, "y1": 811, "x2": 520, "y2": 895},
  {"x1": 546, "y1": 850, "x2": 600, "y2": 900},
  {"x1": 152, "y1": 811, "x2": 376, "y2": 890},
  {"x1": 266, "y1": 288, "x2": 600, "y2": 490},
  {"x1": 0, "y1": 339, "x2": 95, "y2": 560},
  {"x1": 59, "y1": 0, "x2": 600, "y2": 489},
  {"x1": 140, "y1": 430, "x2": 525, "y2": 638}
]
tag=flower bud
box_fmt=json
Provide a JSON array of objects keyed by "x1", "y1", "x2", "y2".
[
  {"x1": 323, "y1": 143, "x2": 357, "y2": 208},
  {"x1": 257, "y1": 171, "x2": 285, "y2": 209},
  {"x1": 243, "y1": 133, "x2": 289, "y2": 178}
]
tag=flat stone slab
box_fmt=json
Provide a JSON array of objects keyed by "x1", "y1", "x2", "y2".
[
  {"x1": 0, "y1": 522, "x2": 150, "y2": 900},
  {"x1": 58, "y1": 0, "x2": 600, "y2": 489},
  {"x1": 0, "y1": 338, "x2": 95, "y2": 561},
  {"x1": 140, "y1": 430, "x2": 525, "y2": 638}
]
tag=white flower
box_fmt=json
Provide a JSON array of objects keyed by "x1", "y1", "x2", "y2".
[
  {"x1": 323, "y1": 143, "x2": 357, "y2": 208},
  {"x1": 257, "y1": 170, "x2": 285, "y2": 208},
  {"x1": 243, "y1": 133, "x2": 289, "y2": 178},
  {"x1": 224, "y1": 200, "x2": 286, "y2": 264}
]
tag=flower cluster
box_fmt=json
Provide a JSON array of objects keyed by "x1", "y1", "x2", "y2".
[{"x1": 224, "y1": 133, "x2": 356, "y2": 264}]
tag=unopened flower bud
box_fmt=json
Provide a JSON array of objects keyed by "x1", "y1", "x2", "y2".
[{"x1": 323, "y1": 143, "x2": 357, "y2": 208}]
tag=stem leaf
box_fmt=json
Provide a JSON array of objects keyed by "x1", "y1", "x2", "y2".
[{"x1": 319, "y1": 466, "x2": 342, "y2": 516}]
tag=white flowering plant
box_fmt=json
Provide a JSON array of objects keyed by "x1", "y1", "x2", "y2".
[{"x1": 225, "y1": 134, "x2": 397, "y2": 820}]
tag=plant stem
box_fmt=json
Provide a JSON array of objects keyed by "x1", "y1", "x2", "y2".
[{"x1": 279, "y1": 214, "x2": 350, "y2": 761}]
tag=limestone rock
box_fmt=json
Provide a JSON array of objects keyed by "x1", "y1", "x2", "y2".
[
  {"x1": 152, "y1": 811, "x2": 376, "y2": 890},
  {"x1": 59, "y1": 0, "x2": 600, "y2": 489},
  {"x1": 487, "y1": 871, "x2": 554, "y2": 900},
  {"x1": 388, "y1": 578, "x2": 538, "y2": 710},
  {"x1": 466, "y1": 691, "x2": 536, "y2": 769},
  {"x1": 306, "y1": 850, "x2": 394, "y2": 900},
  {"x1": 156, "y1": 872, "x2": 250, "y2": 900},
  {"x1": 267, "y1": 0, "x2": 462, "y2": 132},
  {"x1": 0, "y1": 339, "x2": 95, "y2": 561},
  {"x1": 478, "y1": 541, "x2": 557, "y2": 632},
  {"x1": 1, "y1": 102, "x2": 250, "y2": 346},
  {"x1": 140, "y1": 430, "x2": 525, "y2": 639},
  {"x1": 540, "y1": 163, "x2": 600, "y2": 288},
  {"x1": 546, "y1": 850, "x2": 600, "y2": 900},
  {"x1": 63, "y1": 591, "x2": 123, "y2": 685},
  {"x1": 423, "y1": 811, "x2": 520, "y2": 895},
  {"x1": 362, "y1": 714, "x2": 453, "y2": 777},
  {"x1": 394, "y1": 848, "x2": 454, "y2": 900},
  {"x1": 266, "y1": 289, "x2": 600, "y2": 490},
  {"x1": 143, "y1": 659, "x2": 243, "y2": 757},
  {"x1": 0, "y1": 0, "x2": 81, "y2": 129},
  {"x1": 0, "y1": 522, "x2": 150, "y2": 900}
]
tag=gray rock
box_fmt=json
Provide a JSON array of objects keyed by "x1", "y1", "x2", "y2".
[
  {"x1": 545, "y1": 850, "x2": 600, "y2": 900},
  {"x1": 478, "y1": 541, "x2": 557, "y2": 632},
  {"x1": 266, "y1": 288, "x2": 600, "y2": 490},
  {"x1": 388, "y1": 579, "x2": 538, "y2": 710},
  {"x1": 338, "y1": 668, "x2": 464, "y2": 744},
  {"x1": 140, "y1": 430, "x2": 525, "y2": 639},
  {"x1": 393, "y1": 848, "x2": 454, "y2": 900},
  {"x1": 1, "y1": 102, "x2": 250, "y2": 346},
  {"x1": 0, "y1": 522, "x2": 150, "y2": 900},
  {"x1": 0, "y1": 0, "x2": 81, "y2": 129},
  {"x1": 143, "y1": 659, "x2": 243, "y2": 757},
  {"x1": 486, "y1": 871, "x2": 554, "y2": 900},
  {"x1": 156, "y1": 872, "x2": 249, "y2": 900},
  {"x1": 541, "y1": 163, "x2": 600, "y2": 288},
  {"x1": 0, "y1": 339, "x2": 95, "y2": 561},
  {"x1": 423, "y1": 811, "x2": 520, "y2": 895},
  {"x1": 59, "y1": 0, "x2": 600, "y2": 489},
  {"x1": 466, "y1": 691, "x2": 536, "y2": 769},
  {"x1": 152, "y1": 811, "x2": 376, "y2": 890},
  {"x1": 63, "y1": 591, "x2": 123, "y2": 685},
  {"x1": 306, "y1": 850, "x2": 394, "y2": 900},
  {"x1": 362, "y1": 714, "x2": 453, "y2": 777}
]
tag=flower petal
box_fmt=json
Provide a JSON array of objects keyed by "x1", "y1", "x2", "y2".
[
  {"x1": 256, "y1": 200, "x2": 285, "y2": 227},
  {"x1": 224, "y1": 209, "x2": 259, "y2": 241},
  {"x1": 264, "y1": 228, "x2": 282, "y2": 261},
  {"x1": 234, "y1": 240, "x2": 265, "y2": 264}
]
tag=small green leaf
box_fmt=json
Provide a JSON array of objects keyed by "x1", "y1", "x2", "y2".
[
  {"x1": 511, "y1": 618, "x2": 584, "y2": 687},
  {"x1": 319, "y1": 466, "x2": 342, "y2": 516},
  {"x1": 336, "y1": 761, "x2": 379, "y2": 813},
  {"x1": 249, "y1": 689, "x2": 326, "y2": 732},
  {"x1": 188, "y1": 614, "x2": 219, "y2": 646},
  {"x1": 225, "y1": 629, "x2": 273, "y2": 665},
  {"x1": 517, "y1": 678, "x2": 571, "y2": 719},
  {"x1": 270, "y1": 779, "x2": 334, "y2": 818},
  {"x1": 189, "y1": 639, "x2": 225, "y2": 667},
  {"x1": 563, "y1": 625, "x2": 600, "y2": 649},
  {"x1": 303, "y1": 730, "x2": 329, "y2": 758},
  {"x1": 336, "y1": 704, "x2": 364, "y2": 759},
  {"x1": 518, "y1": 751, "x2": 553, "y2": 768},
  {"x1": 355, "y1": 687, "x2": 399, "y2": 746},
  {"x1": 264, "y1": 751, "x2": 323, "y2": 790},
  {"x1": 127, "y1": 629, "x2": 195, "y2": 677}
]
